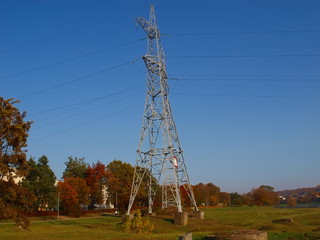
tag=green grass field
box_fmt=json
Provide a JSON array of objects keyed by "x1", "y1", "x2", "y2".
[{"x1": 0, "y1": 207, "x2": 319, "y2": 240}]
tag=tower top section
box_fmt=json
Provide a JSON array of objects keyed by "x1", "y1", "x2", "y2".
[{"x1": 136, "y1": 5, "x2": 159, "y2": 40}]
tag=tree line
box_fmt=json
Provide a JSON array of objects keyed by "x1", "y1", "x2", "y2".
[
  {"x1": 2, "y1": 149, "x2": 283, "y2": 226},
  {"x1": 18, "y1": 155, "x2": 283, "y2": 216}
]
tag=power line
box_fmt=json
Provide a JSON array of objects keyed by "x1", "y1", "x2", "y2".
[
  {"x1": 0, "y1": 39, "x2": 145, "y2": 80},
  {"x1": 16, "y1": 58, "x2": 141, "y2": 99},
  {"x1": 33, "y1": 91, "x2": 144, "y2": 130},
  {"x1": 132, "y1": 60, "x2": 147, "y2": 74},
  {"x1": 172, "y1": 93, "x2": 320, "y2": 99},
  {"x1": 172, "y1": 83, "x2": 320, "y2": 89},
  {"x1": 169, "y1": 73, "x2": 320, "y2": 78},
  {"x1": 168, "y1": 77, "x2": 320, "y2": 82},
  {"x1": 29, "y1": 83, "x2": 144, "y2": 116},
  {"x1": 173, "y1": 43, "x2": 320, "y2": 51},
  {"x1": 0, "y1": 22, "x2": 102, "y2": 54},
  {"x1": 162, "y1": 29, "x2": 320, "y2": 37},
  {"x1": 30, "y1": 103, "x2": 142, "y2": 143},
  {"x1": 168, "y1": 54, "x2": 320, "y2": 58}
]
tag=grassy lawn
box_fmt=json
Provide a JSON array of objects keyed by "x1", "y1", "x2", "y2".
[{"x1": 0, "y1": 207, "x2": 319, "y2": 240}]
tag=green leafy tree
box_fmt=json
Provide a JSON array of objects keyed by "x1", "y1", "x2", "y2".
[
  {"x1": 63, "y1": 156, "x2": 88, "y2": 178},
  {"x1": 260, "y1": 185, "x2": 274, "y2": 192},
  {"x1": 22, "y1": 155, "x2": 57, "y2": 211},
  {"x1": 0, "y1": 97, "x2": 34, "y2": 228},
  {"x1": 230, "y1": 192, "x2": 243, "y2": 206}
]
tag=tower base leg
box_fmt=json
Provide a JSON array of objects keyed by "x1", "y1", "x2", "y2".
[
  {"x1": 174, "y1": 212, "x2": 188, "y2": 226},
  {"x1": 193, "y1": 210, "x2": 204, "y2": 219}
]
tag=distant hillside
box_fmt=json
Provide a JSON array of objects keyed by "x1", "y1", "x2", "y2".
[{"x1": 277, "y1": 185, "x2": 320, "y2": 203}]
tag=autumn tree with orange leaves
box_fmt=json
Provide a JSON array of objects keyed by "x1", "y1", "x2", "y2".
[
  {"x1": 106, "y1": 160, "x2": 149, "y2": 210},
  {"x1": 193, "y1": 182, "x2": 220, "y2": 206},
  {"x1": 58, "y1": 177, "x2": 89, "y2": 217},
  {"x1": 85, "y1": 161, "x2": 108, "y2": 209},
  {"x1": 0, "y1": 97, "x2": 35, "y2": 228},
  {"x1": 251, "y1": 185, "x2": 279, "y2": 206}
]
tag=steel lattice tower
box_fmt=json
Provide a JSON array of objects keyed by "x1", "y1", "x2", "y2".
[{"x1": 127, "y1": 6, "x2": 198, "y2": 215}]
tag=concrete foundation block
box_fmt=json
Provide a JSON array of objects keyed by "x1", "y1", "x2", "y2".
[
  {"x1": 193, "y1": 211, "x2": 204, "y2": 219},
  {"x1": 148, "y1": 212, "x2": 156, "y2": 217},
  {"x1": 179, "y1": 232, "x2": 192, "y2": 240},
  {"x1": 174, "y1": 212, "x2": 188, "y2": 226},
  {"x1": 272, "y1": 218, "x2": 293, "y2": 224}
]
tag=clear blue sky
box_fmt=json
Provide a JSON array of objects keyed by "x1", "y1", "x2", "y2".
[{"x1": 1, "y1": 0, "x2": 319, "y2": 193}]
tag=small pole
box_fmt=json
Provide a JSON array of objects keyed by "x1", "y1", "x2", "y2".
[
  {"x1": 115, "y1": 193, "x2": 118, "y2": 215},
  {"x1": 57, "y1": 192, "x2": 60, "y2": 220}
]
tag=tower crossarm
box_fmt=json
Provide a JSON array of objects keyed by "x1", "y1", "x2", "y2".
[
  {"x1": 143, "y1": 55, "x2": 168, "y2": 79},
  {"x1": 136, "y1": 17, "x2": 159, "y2": 39}
]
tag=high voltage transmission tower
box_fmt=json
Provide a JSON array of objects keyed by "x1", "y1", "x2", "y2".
[{"x1": 127, "y1": 6, "x2": 198, "y2": 215}]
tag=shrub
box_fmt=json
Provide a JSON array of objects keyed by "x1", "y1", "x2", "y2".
[{"x1": 122, "y1": 209, "x2": 154, "y2": 234}]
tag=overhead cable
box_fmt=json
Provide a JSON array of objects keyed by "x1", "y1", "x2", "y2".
[
  {"x1": 33, "y1": 91, "x2": 144, "y2": 130},
  {"x1": 172, "y1": 93, "x2": 320, "y2": 99},
  {"x1": 168, "y1": 54, "x2": 320, "y2": 58},
  {"x1": 30, "y1": 103, "x2": 142, "y2": 143},
  {"x1": 0, "y1": 22, "x2": 101, "y2": 54},
  {"x1": 168, "y1": 77, "x2": 320, "y2": 82},
  {"x1": 162, "y1": 29, "x2": 320, "y2": 37},
  {"x1": 29, "y1": 83, "x2": 144, "y2": 116},
  {"x1": 0, "y1": 39, "x2": 145, "y2": 80},
  {"x1": 16, "y1": 58, "x2": 141, "y2": 99},
  {"x1": 169, "y1": 73, "x2": 320, "y2": 78},
  {"x1": 172, "y1": 83, "x2": 320, "y2": 88}
]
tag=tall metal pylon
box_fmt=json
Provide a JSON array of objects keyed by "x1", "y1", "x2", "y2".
[{"x1": 127, "y1": 5, "x2": 198, "y2": 215}]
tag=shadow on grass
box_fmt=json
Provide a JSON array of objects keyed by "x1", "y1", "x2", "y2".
[
  {"x1": 48, "y1": 221, "x2": 81, "y2": 226},
  {"x1": 162, "y1": 218, "x2": 174, "y2": 224},
  {"x1": 100, "y1": 214, "x2": 121, "y2": 218}
]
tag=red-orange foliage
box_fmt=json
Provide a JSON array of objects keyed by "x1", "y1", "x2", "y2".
[
  {"x1": 251, "y1": 185, "x2": 279, "y2": 206},
  {"x1": 58, "y1": 180, "x2": 78, "y2": 206},
  {"x1": 180, "y1": 185, "x2": 191, "y2": 207},
  {"x1": 57, "y1": 177, "x2": 89, "y2": 217},
  {"x1": 85, "y1": 161, "x2": 108, "y2": 208}
]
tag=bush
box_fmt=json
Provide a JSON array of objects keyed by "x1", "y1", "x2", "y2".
[{"x1": 122, "y1": 209, "x2": 154, "y2": 234}]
